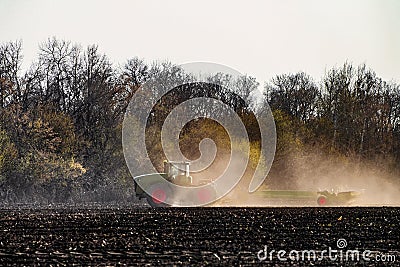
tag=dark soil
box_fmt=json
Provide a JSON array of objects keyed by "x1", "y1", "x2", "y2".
[{"x1": 0, "y1": 207, "x2": 399, "y2": 266}]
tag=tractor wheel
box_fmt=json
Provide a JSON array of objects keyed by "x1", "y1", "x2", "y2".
[
  {"x1": 197, "y1": 187, "x2": 216, "y2": 205},
  {"x1": 317, "y1": 195, "x2": 328, "y2": 206},
  {"x1": 146, "y1": 183, "x2": 172, "y2": 207}
]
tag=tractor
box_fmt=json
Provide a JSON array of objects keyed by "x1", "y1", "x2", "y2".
[
  {"x1": 133, "y1": 161, "x2": 217, "y2": 207},
  {"x1": 133, "y1": 161, "x2": 362, "y2": 207}
]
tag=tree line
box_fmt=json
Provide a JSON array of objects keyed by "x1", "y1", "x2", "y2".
[
  {"x1": 0, "y1": 38, "x2": 399, "y2": 203},
  {"x1": 265, "y1": 66, "x2": 400, "y2": 189}
]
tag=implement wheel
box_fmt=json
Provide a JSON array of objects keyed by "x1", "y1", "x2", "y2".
[{"x1": 317, "y1": 195, "x2": 328, "y2": 206}]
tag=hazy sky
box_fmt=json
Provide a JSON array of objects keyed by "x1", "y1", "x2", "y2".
[{"x1": 1, "y1": 0, "x2": 399, "y2": 84}]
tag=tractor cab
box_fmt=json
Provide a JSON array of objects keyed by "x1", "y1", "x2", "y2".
[{"x1": 164, "y1": 161, "x2": 192, "y2": 186}]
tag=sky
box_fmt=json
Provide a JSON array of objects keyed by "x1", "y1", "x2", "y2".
[{"x1": 1, "y1": 0, "x2": 399, "y2": 85}]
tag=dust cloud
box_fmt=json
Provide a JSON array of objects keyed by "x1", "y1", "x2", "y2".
[
  {"x1": 287, "y1": 151, "x2": 400, "y2": 206},
  {"x1": 208, "y1": 150, "x2": 400, "y2": 207}
]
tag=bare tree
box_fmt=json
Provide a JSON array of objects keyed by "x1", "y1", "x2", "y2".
[
  {"x1": 265, "y1": 72, "x2": 319, "y2": 123},
  {"x1": 0, "y1": 40, "x2": 23, "y2": 108}
]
